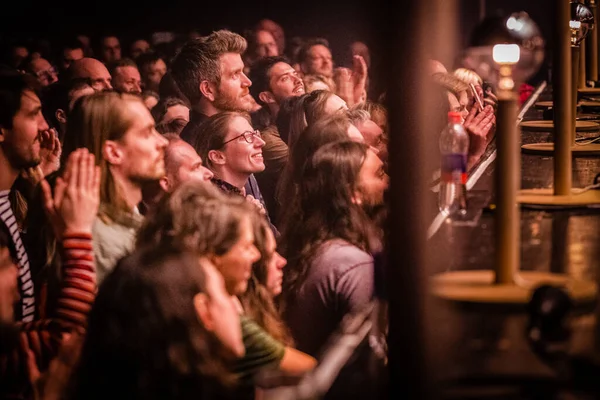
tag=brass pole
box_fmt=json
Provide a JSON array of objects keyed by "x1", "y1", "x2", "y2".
[
  {"x1": 587, "y1": 0, "x2": 598, "y2": 81},
  {"x1": 580, "y1": 39, "x2": 587, "y2": 87},
  {"x1": 555, "y1": 0, "x2": 573, "y2": 195},
  {"x1": 494, "y1": 76, "x2": 519, "y2": 285},
  {"x1": 572, "y1": 45, "x2": 581, "y2": 146}
]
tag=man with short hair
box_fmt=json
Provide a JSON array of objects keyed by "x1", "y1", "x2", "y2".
[
  {"x1": 255, "y1": 19, "x2": 286, "y2": 55},
  {"x1": 137, "y1": 52, "x2": 167, "y2": 93},
  {"x1": 298, "y1": 38, "x2": 334, "y2": 78},
  {"x1": 23, "y1": 57, "x2": 58, "y2": 87},
  {"x1": 98, "y1": 35, "x2": 122, "y2": 64},
  {"x1": 248, "y1": 56, "x2": 304, "y2": 215},
  {"x1": 0, "y1": 72, "x2": 49, "y2": 323},
  {"x1": 171, "y1": 30, "x2": 254, "y2": 145},
  {"x1": 57, "y1": 38, "x2": 85, "y2": 73},
  {"x1": 108, "y1": 58, "x2": 143, "y2": 94},
  {"x1": 129, "y1": 38, "x2": 151, "y2": 60},
  {"x1": 142, "y1": 134, "x2": 213, "y2": 211},
  {"x1": 68, "y1": 57, "x2": 113, "y2": 91}
]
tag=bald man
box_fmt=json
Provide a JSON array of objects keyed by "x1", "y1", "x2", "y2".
[{"x1": 68, "y1": 57, "x2": 113, "y2": 91}]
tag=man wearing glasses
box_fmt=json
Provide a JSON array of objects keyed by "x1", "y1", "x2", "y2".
[{"x1": 24, "y1": 57, "x2": 58, "y2": 87}]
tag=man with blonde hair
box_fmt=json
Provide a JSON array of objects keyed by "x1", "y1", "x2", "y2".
[{"x1": 171, "y1": 30, "x2": 254, "y2": 145}]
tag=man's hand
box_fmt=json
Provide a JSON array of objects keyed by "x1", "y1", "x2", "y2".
[
  {"x1": 38, "y1": 128, "x2": 61, "y2": 178},
  {"x1": 40, "y1": 149, "x2": 100, "y2": 241}
]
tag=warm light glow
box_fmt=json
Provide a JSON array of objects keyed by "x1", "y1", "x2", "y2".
[
  {"x1": 570, "y1": 20, "x2": 582, "y2": 30},
  {"x1": 506, "y1": 16, "x2": 524, "y2": 31},
  {"x1": 493, "y1": 44, "x2": 520, "y2": 64}
]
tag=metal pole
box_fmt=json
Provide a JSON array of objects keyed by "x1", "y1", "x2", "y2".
[
  {"x1": 386, "y1": 0, "x2": 450, "y2": 397},
  {"x1": 494, "y1": 84, "x2": 519, "y2": 285},
  {"x1": 587, "y1": 0, "x2": 598, "y2": 81},
  {"x1": 580, "y1": 39, "x2": 588, "y2": 88},
  {"x1": 572, "y1": 45, "x2": 581, "y2": 146},
  {"x1": 555, "y1": 0, "x2": 573, "y2": 195}
]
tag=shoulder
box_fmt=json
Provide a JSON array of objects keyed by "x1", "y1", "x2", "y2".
[{"x1": 315, "y1": 240, "x2": 374, "y2": 272}]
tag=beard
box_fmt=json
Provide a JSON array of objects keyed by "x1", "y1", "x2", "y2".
[
  {"x1": 213, "y1": 89, "x2": 253, "y2": 113},
  {"x1": 2, "y1": 142, "x2": 41, "y2": 171}
]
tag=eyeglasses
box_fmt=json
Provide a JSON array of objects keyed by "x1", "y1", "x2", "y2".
[{"x1": 221, "y1": 130, "x2": 262, "y2": 146}]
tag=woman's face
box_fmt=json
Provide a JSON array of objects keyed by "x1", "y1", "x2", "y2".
[
  {"x1": 262, "y1": 229, "x2": 287, "y2": 296},
  {"x1": 196, "y1": 261, "x2": 245, "y2": 358},
  {"x1": 211, "y1": 216, "x2": 261, "y2": 296}
]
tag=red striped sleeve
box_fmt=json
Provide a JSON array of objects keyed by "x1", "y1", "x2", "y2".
[{"x1": 0, "y1": 232, "x2": 96, "y2": 395}]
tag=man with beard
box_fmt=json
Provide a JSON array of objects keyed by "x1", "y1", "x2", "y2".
[
  {"x1": 64, "y1": 92, "x2": 168, "y2": 283},
  {"x1": 279, "y1": 140, "x2": 388, "y2": 399},
  {"x1": 0, "y1": 72, "x2": 49, "y2": 323},
  {"x1": 248, "y1": 56, "x2": 305, "y2": 218},
  {"x1": 171, "y1": 30, "x2": 255, "y2": 146}
]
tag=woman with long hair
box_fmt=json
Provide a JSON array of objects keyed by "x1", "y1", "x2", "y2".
[
  {"x1": 240, "y1": 214, "x2": 292, "y2": 346},
  {"x1": 69, "y1": 247, "x2": 243, "y2": 400},
  {"x1": 136, "y1": 182, "x2": 315, "y2": 392}
]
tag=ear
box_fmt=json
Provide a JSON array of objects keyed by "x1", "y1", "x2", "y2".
[
  {"x1": 199, "y1": 80, "x2": 216, "y2": 102},
  {"x1": 0, "y1": 127, "x2": 6, "y2": 143},
  {"x1": 351, "y1": 190, "x2": 363, "y2": 206},
  {"x1": 102, "y1": 140, "x2": 124, "y2": 166},
  {"x1": 55, "y1": 109, "x2": 67, "y2": 124},
  {"x1": 208, "y1": 149, "x2": 226, "y2": 166},
  {"x1": 193, "y1": 293, "x2": 214, "y2": 331},
  {"x1": 258, "y1": 91, "x2": 276, "y2": 105},
  {"x1": 159, "y1": 176, "x2": 171, "y2": 193}
]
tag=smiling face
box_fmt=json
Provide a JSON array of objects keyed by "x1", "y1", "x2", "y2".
[
  {"x1": 217, "y1": 115, "x2": 266, "y2": 178},
  {"x1": 1, "y1": 90, "x2": 49, "y2": 170}
]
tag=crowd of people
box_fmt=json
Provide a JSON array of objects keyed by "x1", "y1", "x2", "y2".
[{"x1": 0, "y1": 18, "x2": 497, "y2": 399}]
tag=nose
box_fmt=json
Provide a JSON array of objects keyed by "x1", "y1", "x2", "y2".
[
  {"x1": 250, "y1": 244, "x2": 261, "y2": 263},
  {"x1": 255, "y1": 137, "x2": 266, "y2": 148},
  {"x1": 276, "y1": 252, "x2": 287, "y2": 269},
  {"x1": 133, "y1": 82, "x2": 142, "y2": 93},
  {"x1": 202, "y1": 166, "x2": 214, "y2": 181},
  {"x1": 104, "y1": 79, "x2": 113, "y2": 90},
  {"x1": 39, "y1": 116, "x2": 50, "y2": 132},
  {"x1": 157, "y1": 133, "x2": 169, "y2": 148},
  {"x1": 241, "y1": 73, "x2": 252, "y2": 87}
]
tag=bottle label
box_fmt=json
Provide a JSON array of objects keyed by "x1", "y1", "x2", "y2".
[{"x1": 441, "y1": 154, "x2": 467, "y2": 184}]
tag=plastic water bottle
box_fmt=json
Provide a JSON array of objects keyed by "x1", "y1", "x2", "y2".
[{"x1": 439, "y1": 111, "x2": 469, "y2": 216}]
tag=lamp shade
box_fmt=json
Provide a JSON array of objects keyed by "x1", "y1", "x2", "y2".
[{"x1": 460, "y1": 12, "x2": 545, "y2": 88}]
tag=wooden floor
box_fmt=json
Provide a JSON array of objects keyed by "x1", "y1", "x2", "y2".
[{"x1": 426, "y1": 86, "x2": 600, "y2": 399}]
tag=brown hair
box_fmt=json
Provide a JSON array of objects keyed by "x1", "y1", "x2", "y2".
[
  {"x1": 171, "y1": 30, "x2": 247, "y2": 104},
  {"x1": 280, "y1": 141, "x2": 377, "y2": 305},
  {"x1": 193, "y1": 111, "x2": 251, "y2": 169},
  {"x1": 136, "y1": 181, "x2": 255, "y2": 258},
  {"x1": 276, "y1": 113, "x2": 353, "y2": 225},
  {"x1": 241, "y1": 214, "x2": 293, "y2": 345},
  {"x1": 62, "y1": 91, "x2": 141, "y2": 216}
]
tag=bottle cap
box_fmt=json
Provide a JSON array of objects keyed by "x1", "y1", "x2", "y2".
[{"x1": 447, "y1": 111, "x2": 462, "y2": 124}]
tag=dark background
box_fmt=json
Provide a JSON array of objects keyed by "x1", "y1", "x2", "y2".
[{"x1": 1, "y1": 0, "x2": 554, "y2": 81}]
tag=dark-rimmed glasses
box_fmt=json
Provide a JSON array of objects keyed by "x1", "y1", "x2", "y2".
[{"x1": 221, "y1": 130, "x2": 262, "y2": 147}]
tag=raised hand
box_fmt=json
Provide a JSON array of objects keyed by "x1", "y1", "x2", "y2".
[
  {"x1": 351, "y1": 55, "x2": 368, "y2": 104},
  {"x1": 40, "y1": 149, "x2": 100, "y2": 241},
  {"x1": 333, "y1": 67, "x2": 354, "y2": 105},
  {"x1": 464, "y1": 105, "x2": 495, "y2": 161},
  {"x1": 38, "y1": 128, "x2": 62, "y2": 178}
]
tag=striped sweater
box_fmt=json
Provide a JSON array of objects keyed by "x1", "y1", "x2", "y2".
[{"x1": 0, "y1": 232, "x2": 96, "y2": 398}]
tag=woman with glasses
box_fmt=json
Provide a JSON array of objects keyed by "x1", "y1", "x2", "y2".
[{"x1": 194, "y1": 112, "x2": 274, "y2": 223}]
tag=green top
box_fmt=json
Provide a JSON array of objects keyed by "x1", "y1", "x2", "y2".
[{"x1": 233, "y1": 315, "x2": 286, "y2": 385}]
